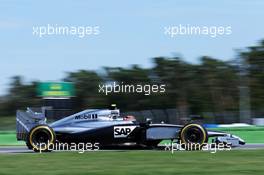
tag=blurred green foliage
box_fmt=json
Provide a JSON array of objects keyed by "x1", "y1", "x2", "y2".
[{"x1": 0, "y1": 40, "x2": 264, "y2": 117}]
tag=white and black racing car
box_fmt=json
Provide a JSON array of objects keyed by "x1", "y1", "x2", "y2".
[{"x1": 16, "y1": 105, "x2": 245, "y2": 152}]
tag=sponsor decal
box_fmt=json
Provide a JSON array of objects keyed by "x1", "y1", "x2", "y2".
[
  {"x1": 75, "y1": 114, "x2": 97, "y2": 120},
  {"x1": 114, "y1": 126, "x2": 136, "y2": 138}
]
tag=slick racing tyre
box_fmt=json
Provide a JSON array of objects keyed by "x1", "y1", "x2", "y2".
[
  {"x1": 26, "y1": 125, "x2": 55, "y2": 152},
  {"x1": 179, "y1": 123, "x2": 208, "y2": 150}
]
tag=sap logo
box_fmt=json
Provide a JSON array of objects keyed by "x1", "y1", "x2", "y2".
[{"x1": 114, "y1": 126, "x2": 136, "y2": 138}]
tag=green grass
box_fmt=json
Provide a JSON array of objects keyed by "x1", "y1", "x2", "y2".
[
  {"x1": 0, "y1": 115, "x2": 21, "y2": 145},
  {"x1": 0, "y1": 133, "x2": 24, "y2": 145},
  {"x1": 0, "y1": 150, "x2": 264, "y2": 175},
  {"x1": 213, "y1": 126, "x2": 264, "y2": 131},
  {"x1": 211, "y1": 127, "x2": 264, "y2": 143}
]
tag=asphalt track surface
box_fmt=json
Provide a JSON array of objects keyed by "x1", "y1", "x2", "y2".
[{"x1": 0, "y1": 144, "x2": 264, "y2": 154}]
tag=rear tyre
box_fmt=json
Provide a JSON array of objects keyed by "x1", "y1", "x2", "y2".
[
  {"x1": 179, "y1": 123, "x2": 208, "y2": 150},
  {"x1": 26, "y1": 140, "x2": 33, "y2": 150},
  {"x1": 27, "y1": 125, "x2": 56, "y2": 152}
]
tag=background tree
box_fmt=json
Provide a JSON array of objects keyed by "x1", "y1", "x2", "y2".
[
  {"x1": 64, "y1": 70, "x2": 105, "y2": 111},
  {"x1": 1, "y1": 40, "x2": 264, "y2": 121},
  {"x1": 240, "y1": 40, "x2": 264, "y2": 113}
]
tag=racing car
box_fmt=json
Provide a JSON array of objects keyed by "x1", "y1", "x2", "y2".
[{"x1": 16, "y1": 105, "x2": 245, "y2": 152}]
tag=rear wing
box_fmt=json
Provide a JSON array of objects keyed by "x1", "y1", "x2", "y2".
[{"x1": 16, "y1": 107, "x2": 47, "y2": 141}]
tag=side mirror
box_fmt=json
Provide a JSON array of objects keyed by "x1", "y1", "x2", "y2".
[
  {"x1": 146, "y1": 118, "x2": 152, "y2": 124},
  {"x1": 110, "y1": 104, "x2": 117, "y2": 110}
]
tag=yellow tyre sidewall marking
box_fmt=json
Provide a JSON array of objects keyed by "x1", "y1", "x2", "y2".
[
  {"x1": 29, "y1": 126, "x2": 54, "y2": 151},
  {"x1": 180, "y1": 124, "x2": 207, "y2": 144}
]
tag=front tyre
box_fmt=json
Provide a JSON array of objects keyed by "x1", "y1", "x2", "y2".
[
  {"x1": 179, "y1": 123, "x2": 208, "y2": 150},
  {"x1": 26, "y1": 125, "x2": 55, "y2": 152}
]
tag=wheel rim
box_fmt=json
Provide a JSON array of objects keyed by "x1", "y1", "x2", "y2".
[
  {"x1": 184, "y1": 127, "x2": 204, "y2": 143},
  {"x1": 29, "y1": 126, "x2": 54, "y2": 151}
]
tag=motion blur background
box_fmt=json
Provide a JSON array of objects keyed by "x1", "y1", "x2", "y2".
[
  {"x1": 1, "y1": 2, "x2": 264, "y2": 175},
  {"x1": 0, "y1": 0, "x2": 264, "y2": 125}
]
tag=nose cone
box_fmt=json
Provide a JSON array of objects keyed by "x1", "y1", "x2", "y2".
[
  {"x1": 232, "y1": 134, "x2": 246, "y2": 145},
  {"x1": 238, "y1": 138, "x2": 246, "y2": 145}
]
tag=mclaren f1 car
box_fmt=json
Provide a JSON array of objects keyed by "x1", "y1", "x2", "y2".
[{"x1": 16, "y1": 105, "x2": 245, "y2": 152}]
